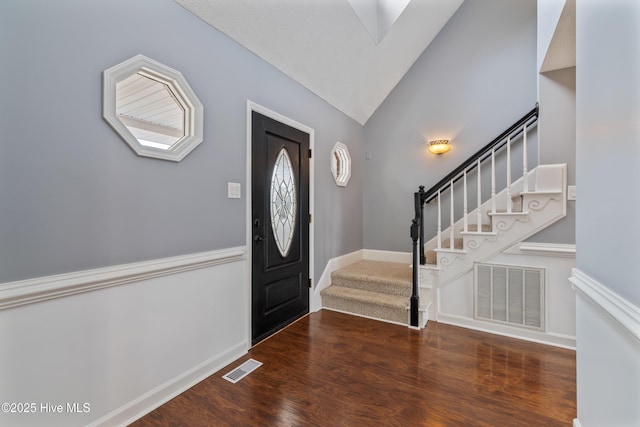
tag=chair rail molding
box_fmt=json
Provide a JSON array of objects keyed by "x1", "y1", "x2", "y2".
[
  {"x1": 0, "y1": 247, "x2": 246, "y2": 310},
  {"x1": 505, "y1": 242, "x2": 576, "y2": 258},
  {"x1": 570, "y1": 268, "x2": 640, "y2": 343}
]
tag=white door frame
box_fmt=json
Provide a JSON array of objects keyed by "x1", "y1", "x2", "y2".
[{"x1": 245, "y1": 100, "x2": 315, "y2": 347}]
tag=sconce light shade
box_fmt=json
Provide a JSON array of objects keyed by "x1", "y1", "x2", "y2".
[{"x1": 428, "y1": 139, "x2": 451, "y2": 154}]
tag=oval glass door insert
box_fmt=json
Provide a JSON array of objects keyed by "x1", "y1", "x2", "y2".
[{"x1": 270, "y1": 148, "x2": 297, "y2": 257}]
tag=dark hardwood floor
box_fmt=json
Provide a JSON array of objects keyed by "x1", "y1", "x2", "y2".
[{"x1": 132, "y1": 310, "x2": 576, "y2": 426}]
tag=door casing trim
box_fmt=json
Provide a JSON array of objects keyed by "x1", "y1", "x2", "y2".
[{"x1": 245, "y1": 100, "x2": 314, "y2": 347}]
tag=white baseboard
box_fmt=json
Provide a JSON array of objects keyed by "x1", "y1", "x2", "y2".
[
  {"x1": 310, "y1": 250, "x2": 364, "y2": 312},
  {"x1": 88, "y1": 342, "x2": 247, "y2": 427},
  {"x1": 573, "y1": 419, "x2": 582, "y2": 427},
  {"x1": 363, "y1": 249, "x2": 412, "y2": 264},
  {"x1": 436, "y1": 313, "x2": 576, "y2": 349}
]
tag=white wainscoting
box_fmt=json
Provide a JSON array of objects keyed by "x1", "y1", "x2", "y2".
[
  {"x1": 570, "y1": 268, "x2": 640, "y2": 427},
  {"x1": 0, "y1": 247, "x2": 248, "y2": 427},
  {"x1": 436, "y1": 243, "x2": 577, "y2": 349}
]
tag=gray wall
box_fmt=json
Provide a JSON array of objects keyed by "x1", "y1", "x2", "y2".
[
  {"x1": 0, "y1": 0, "x2": 364, "y2": 283},
  {"x1": 528, "y1": 66, "x2": 576, "y2": 243},
  {"x1": 576, "y1": 1, "x2": 640, "y2": 306},
  {"x1": 575, "y1": 1, "x2": 640, "y2": 424},
  {"x1": 363, "y1": 0, "x2": 538, "y2": 252}
]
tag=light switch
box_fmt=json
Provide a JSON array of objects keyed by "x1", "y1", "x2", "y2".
[
  {"x1": 567, "y1": 185, "x2": 576, "y2": 201},
  {"x1": 228, "y1": 182, "x2": 241, "y2": 199}
]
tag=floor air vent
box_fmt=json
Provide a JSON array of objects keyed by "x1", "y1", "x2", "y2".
[
  {"x1": 222, "y1": 359, "x2": 262, "y2": 384},
  {"x1": 474, "y1": 263, "x2": 545, "y2": 330}
]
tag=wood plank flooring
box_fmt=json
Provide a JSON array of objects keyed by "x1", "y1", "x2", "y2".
[{"x1": 131, "y1": 310, "x2": 576, "y2": 426}]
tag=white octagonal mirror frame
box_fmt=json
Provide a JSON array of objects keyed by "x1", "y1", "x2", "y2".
[
  {"x1": 103, "y1": 54, "x2": 204, "y2": 162},
  {"x1": 331, "y1": 142, "x2": 351, "y2": 187}
]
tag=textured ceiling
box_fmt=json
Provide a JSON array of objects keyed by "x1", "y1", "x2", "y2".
[
  {"x1": 540, "y1": 0, "x2": 575, "y2": 73},
  {"x1": 174, "y1": 0, "x2": 464, "y2": 125}
]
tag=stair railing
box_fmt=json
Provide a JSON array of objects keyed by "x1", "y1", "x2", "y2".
[{"x1": 409, "y1": 104, "x2": 539, "y2": 327}]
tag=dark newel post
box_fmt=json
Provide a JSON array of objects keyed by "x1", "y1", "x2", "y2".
[
  {"x1": 410, "y1": 218, "x2": 420, "y2": 327},
  {"x1": 418, "y1": 186, "x2": 426, "y2": 264}
]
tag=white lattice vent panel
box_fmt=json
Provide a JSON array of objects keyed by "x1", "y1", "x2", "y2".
[{"x1": 474, "y1": 263, "x2": 545, "y2": 330}]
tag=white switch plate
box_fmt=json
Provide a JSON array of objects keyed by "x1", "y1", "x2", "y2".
[
  {"x1": 228, "y1": 182, "x2": 241, "y2": 199},
  {"x1": 567, "y1": 185, "x2": 576, "y2": 201}
]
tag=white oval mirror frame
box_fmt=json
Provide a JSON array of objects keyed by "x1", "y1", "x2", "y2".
[{"x1": 103, "y1": 54, "x2": 204, "y2": 162}]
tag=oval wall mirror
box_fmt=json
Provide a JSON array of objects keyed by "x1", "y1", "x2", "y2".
[{"x1": 103, "y1": 54, "x2": 204, "y2": 162}]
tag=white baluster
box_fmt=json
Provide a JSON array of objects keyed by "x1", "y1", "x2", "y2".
[
  {"x1": 463, "y1": 170, "x2": 468, "y2": 233},
  {"x1": 450, "y1": 180, "x2": 455, "y2": 250},
  {"x1": 437, "y1": 189, "x2": 442, "y2": 249},
  {"x1": 476, "y1": 158, "x2": 482, "y2": 230},
  {"x1": 506, "y1": 136, "x2": 512, "y2": 213},
  {"x1": 491, "y1": 149, "x2": 496, "y2": 215},
  {"x1": 522, "y1": 124, "x2": 529, "y2": 193}
]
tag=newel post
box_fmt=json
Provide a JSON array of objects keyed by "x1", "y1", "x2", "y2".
[
  {"x1": 417, "y1": 186, "x2": 426, "y2": 264},
  {"x1": 410, "y1": 218, "x2": 420, "y2": 327}
]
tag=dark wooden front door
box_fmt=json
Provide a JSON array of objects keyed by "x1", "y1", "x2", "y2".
[{"x1": 251, "y1": 111, "x2": 310, "y2": 345}]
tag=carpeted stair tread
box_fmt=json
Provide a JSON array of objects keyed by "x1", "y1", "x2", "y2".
[
  {"x1": 441, "y1": 237, "x2": 464, "y2": 249},
  {"x1": 465, "y1": 224, "x2": 492, "y2": 232},
  {"x1": 330, "y1": 260, "x2": 412, "y2": 296},
  {"x1": 321, "y1": 286, "x2": 408, "y2": 308},
  {"x1": 321, "y1": 285, "x2": 408, "y2": 324},
  {"x1": 491, "y1": 208, "x2": 525, "y2": 214},
  {"x1": 425, "y1": 250, "x2": 437, "y2": 265}
]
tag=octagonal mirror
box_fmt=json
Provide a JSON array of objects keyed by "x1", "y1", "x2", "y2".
[
  {"x1": 331, "y1": 142, "x2": 351, "y2": 187},
  {"x1": 103, "y1": 54, "x2": 204, "y2": 162}
]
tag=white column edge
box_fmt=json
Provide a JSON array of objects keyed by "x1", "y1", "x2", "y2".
[
  {"x1": 0, "y1": 247, "x2": 246, "y2": 310},
  {"x1": 570, "y1": 268, "x2": 640, "y2": 343}
]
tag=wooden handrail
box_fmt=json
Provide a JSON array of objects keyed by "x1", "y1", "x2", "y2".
[{"x1": 409, "y1": 104, "x2": 539, "y2": 327}]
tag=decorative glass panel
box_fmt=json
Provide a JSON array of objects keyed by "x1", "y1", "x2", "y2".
[{"x1": 270, "y1": 148, "x2": 297, "y2": 257}]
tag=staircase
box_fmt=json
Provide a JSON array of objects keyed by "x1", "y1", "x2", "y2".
[
  {"x1": 320, "y1": 164, "x2": 566, "y2": 327},
  {"x1": 320, "y1": 106, "x2": 568, "y2": 328},
  {"x1": 416, "y1": 163, "x2": 567, "y2": 324}
]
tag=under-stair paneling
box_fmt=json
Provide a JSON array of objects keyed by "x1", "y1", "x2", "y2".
[
  {"x1": 0, "y1": 249, "x2": 248, "y2": 427},
  {"x1": 437, "y1": 246, "x2": 575, "y2": 348}
]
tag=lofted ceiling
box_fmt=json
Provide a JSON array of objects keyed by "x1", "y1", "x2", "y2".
[
  {"x1": 540, "y1": 0, "x2": 576, "y2": 73},
  {"x1": 174, "y1": 0, "x2": 464, "y2": 125}
]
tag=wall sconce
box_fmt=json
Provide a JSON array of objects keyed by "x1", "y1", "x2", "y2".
[{"x1": 427, "y1": 139, "x2": 451, "y2": 155}]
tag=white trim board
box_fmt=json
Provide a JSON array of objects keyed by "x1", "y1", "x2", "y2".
[
  {"x1": 504, "y1": 242, "x2": 576, "y2": 258},
  {"x1": 245, "y1": 101, "x2": 315, "y2": 343},
  {"x1": 88, "y1": 342, "x2": 247, "y2": 427},
  {"x1": 362, "y1": 249, "x2": 412, "y2": 264},
  {"x1": 0, "y1": 247, "x2": 245, "y2": 310},
  {"x1": 436, "y1": 313, "x2": 576, "y2": 350},
  {"x1": 570, "y1": 268, "x2": 640, "y2": 343}
]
